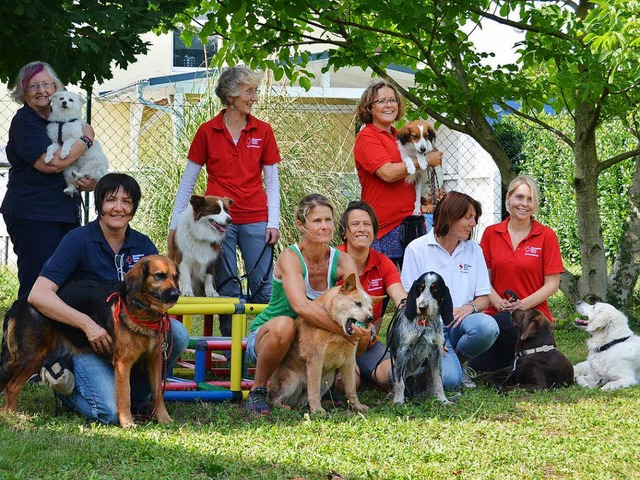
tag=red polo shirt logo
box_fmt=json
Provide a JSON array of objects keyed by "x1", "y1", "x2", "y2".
[{"x1": 247, "y1": 137, "x2": 262, "y2": 148}]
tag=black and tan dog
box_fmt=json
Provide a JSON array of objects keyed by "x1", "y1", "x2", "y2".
[
  {"x1": 0, "y1": 255, "x2": 180, "y2": 427},
  {"x1": 269, "y1": 273, "x2": 381, "y2": 415},
  {"x1": 484, "y1": 309, "x2": 573, "y2": 392}
]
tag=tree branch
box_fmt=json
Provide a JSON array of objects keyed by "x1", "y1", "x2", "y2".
[{"x1": 497, "y1": 101, "x2": 574, "y2": 147}]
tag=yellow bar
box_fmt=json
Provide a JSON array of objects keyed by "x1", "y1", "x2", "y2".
[
  {"x1": 169, "y1": 304, "x2": 238, "y2": 315},
  {"x1": 230, "y1": 313, "x2": 244, "y2": 392},
  {"x1": 175, "y1": 296, "x2": 240, "y2": 305}
]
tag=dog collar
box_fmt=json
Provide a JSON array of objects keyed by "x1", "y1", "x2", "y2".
[
  {"x1": 597, "y1": 336, "x2": 631, "y2": 352},
  {"x1": 417, "y1": 316, "x2": 429, "y2": 327},
  {"x1": 51, "y1": 118, "x2": 79, "y2": 144},
  {"x1": 516, "y1": 344, "x2": 555, "y2": 357}
]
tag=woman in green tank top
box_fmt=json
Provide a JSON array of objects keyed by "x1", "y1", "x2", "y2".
[{"x1": 245, "y1": 194, "x2": 370, "y2": 415}]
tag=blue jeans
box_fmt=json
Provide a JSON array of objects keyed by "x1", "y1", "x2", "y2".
[
  {"x1": 215, "y1": 222, "x2": 273, "y2": 336},
  {"x1": 441, "y1": 313, "x2": 499, "y2": 389},
  {"x1": 57, "y1": 319, "x2": 189, "y2": 424}
]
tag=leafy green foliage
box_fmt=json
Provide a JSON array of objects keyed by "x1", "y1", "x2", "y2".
[{"x1": 0, "y1": 0, "x2": 191, "y2": 89}]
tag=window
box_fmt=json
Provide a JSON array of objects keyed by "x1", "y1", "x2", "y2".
[{"x1": 173, "y1": 30, "x2": 218, "y2": 68}]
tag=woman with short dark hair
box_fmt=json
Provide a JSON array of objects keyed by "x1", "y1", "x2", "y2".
[{"x1": 28, "y1": 173, "x2": 189, "y2": 425}]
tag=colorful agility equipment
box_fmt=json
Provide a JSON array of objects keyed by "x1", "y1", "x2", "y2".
[{"x1": 164, "y1": 298, "x2": 265, "y2": 402}]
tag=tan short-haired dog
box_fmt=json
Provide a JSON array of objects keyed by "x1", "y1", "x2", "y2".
[{"x1": 269, "y1": 273, "x2": 383, "y2": 414}]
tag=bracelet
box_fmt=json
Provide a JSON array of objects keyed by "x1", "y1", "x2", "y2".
[
  {"x1": 468, "y1": 301, "x2": 478, "y2": 314},
  {"x1": 79, "y1": 136, "x2": 93, "y2": 149}
]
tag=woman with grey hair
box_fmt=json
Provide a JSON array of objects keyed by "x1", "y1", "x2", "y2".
[
  {"x1": 168, "y1": 67, "x2": 282, "y2": 329},
  {"x1": 1, "y1": 61, "x2": 96, "y2": 298}
]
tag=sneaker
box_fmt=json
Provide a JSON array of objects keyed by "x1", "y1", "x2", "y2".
[
  {"x1": 461, "y1": 365, "x2": 477, "y2": 389},
  {"x1": 40, "y1": 360, "x2": 75, "y2": 396},
  {"x1": 246, "y1": 387, "x2": 270, "y2": 415}
]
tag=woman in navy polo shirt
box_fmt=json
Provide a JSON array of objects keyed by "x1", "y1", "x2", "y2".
[
  {"x1": 29, "y1": 173, "x2": 189, "y2": 425},
  {"x1": 1, "y1": 61, "x2": 98, "y2": 298}
]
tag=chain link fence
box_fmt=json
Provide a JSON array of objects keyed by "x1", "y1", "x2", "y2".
[{"x1": 0, "y1": 80, "x2": 502, "y2": 302}]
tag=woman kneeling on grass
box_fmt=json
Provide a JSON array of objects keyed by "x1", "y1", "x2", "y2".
[{"x1": 244, "y1": 193, "x2": 370, "y2": 415}]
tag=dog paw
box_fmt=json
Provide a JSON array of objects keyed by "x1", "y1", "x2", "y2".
[
  {"x1": 350, "y1": 402, "x2": 368, "y2": 413},
  {"x1": 63, "y1": 186, "x2": 78, "y2": 196},
  {"x1": 155, "y1": 411, "x2": 172, "y2": 424},
  {"x1": 204, "y1": 287, "x2": 220, "y2": 297},
  {"x1": 405, "y1": 161, "x2": 416, "y2": 175},
  {"x1": 417, "y1": 154, "x2": 428, "y2": 170},
  {"x1": 309, "y1": 406, "x2": 327, "y2": 415},
  {"x1": 181, "y1": 289, "x2": 194, "y2": 297}
]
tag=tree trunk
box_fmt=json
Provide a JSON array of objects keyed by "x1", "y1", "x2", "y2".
[
  {"x1": 572, "y1": 103, "x2": 609, "y2": 303},
  {"x1": 609, "y1": 153, "x2": 640, "y2": 307}
]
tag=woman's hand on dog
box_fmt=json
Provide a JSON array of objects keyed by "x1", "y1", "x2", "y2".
[
  {"x1": 84, "y1": 320, "x2": 113, "y2": 354},
  {"x1": 77, "y1": 176, "x2": 97, "y2": 192}
]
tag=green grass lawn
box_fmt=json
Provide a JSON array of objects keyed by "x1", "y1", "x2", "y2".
[{"x1": 2, "y1": 300, "x2": 640, "y2": 479}]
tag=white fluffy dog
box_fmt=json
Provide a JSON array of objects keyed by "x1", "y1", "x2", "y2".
[
  {"x1": 45, "y1": 91, "x2": 109, "y2": 196},
  {"x1": 573, "y1": 301, "x2": 640, "y2": 390}
]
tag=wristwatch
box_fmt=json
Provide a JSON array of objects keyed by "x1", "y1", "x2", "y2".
[{"x1": 468, "y1": 301, "x2": 478, "y2": 313}]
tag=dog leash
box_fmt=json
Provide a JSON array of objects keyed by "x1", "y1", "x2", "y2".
[{"x1": 217, "y1": 241, "x2": 274, "y2": 301}]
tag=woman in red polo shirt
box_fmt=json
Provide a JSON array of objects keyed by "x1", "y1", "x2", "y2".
[
  {"x1": 168, "y1": 66, "x2": 281, "y2": 335},
  {"x1": 470, "y1": 174, "x2": 564, "y2": 372},
  {"x1": 337, "y1": 200, "x2": 407, "y2": 390},
  {"x1": 353, "y1": 81, "x2": 442, "y2": 267}
]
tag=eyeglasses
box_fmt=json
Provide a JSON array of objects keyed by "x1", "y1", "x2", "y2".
[
  {"x1": 114, "y1": 254, "x2": 125, "y2": 281},
  {"x1": 27, "y1": 82, "x2": 56, "y2": 92},
  {"x1": 241, "y1": 88, "x2": 260, "y2": 98},
  {"x1": 372, "y1": 97, "x2": 398, "y2": 106}
]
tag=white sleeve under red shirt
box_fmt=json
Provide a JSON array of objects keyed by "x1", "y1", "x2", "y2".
[
  {"x1": 187, "y1": 110, "x2": 281, "y2": 225},
  {"x1": 480, "y1": 218, "x2": 564, "y2": 321}
]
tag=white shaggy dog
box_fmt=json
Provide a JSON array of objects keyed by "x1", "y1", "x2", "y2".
[
  {"x1": 168, "y1": 195, "x2": 233, "y2": 297},
  {"x1": 45, "y1": 91, "x2": 109, "y2": 196},
  {"x1": 573, "y1": 301, "x2": 640, "y2": 390}
]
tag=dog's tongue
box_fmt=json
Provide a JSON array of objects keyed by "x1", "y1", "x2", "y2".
[
  {"x1": 209, "y1": 220, "x2": 228, "y2": 233},
  {"x1": 574, "y1": 318, "x2": 588, "y2": 327}
]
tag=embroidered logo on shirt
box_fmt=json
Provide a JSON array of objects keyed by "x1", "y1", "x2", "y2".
[
  {"x1": 367, "y1": 277, "x2": 384, "y2": 293},
  {"x1": 247, "y1": 137, "x2": 263, "y2": 149},
  {"x1": 459, "y1": 263, "x2": 472, "y2": 273},
  {"x1": 525, "y1": 246, "x2": 542, "y2": 257},
  {"x1": 130, "y1": 254, "x2": 145, "y2": 267}
]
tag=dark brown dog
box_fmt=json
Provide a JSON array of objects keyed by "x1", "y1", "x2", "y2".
[
  {"x1": 484, "y1": 309, "x2": 573, "y2": 392},
  {"x1": 0, "y1": 255, "x2": 180, "y2": 427}
]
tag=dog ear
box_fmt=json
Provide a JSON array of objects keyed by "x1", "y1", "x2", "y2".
[
  {"x1": 427, "y1": 124, "x2": 436, "y2": 143},
  {"x1": 397, "y1": 127, "x2": 411, "y2": 146},
  {"x1": 125, "y1": 256, "x2": 149, "y2": 299},
  {"x1": 520, "y1": 317, "x2": 540, "y2": 340},
  {"x1": 440, "y1": 284, "x2": 454, "y2": 327},
  {"x1": 190, "y1": 195, "x2": 205, "y2": 210},
  {"x1": 371, "y1": 295, "x2": 386, "y2": 305},
  {"x1": 404, "y1": 277, "x2": 422, "y2": 319},
  {"x1": 340, "y1": 273, "x2": 357, "y2": 293}
]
